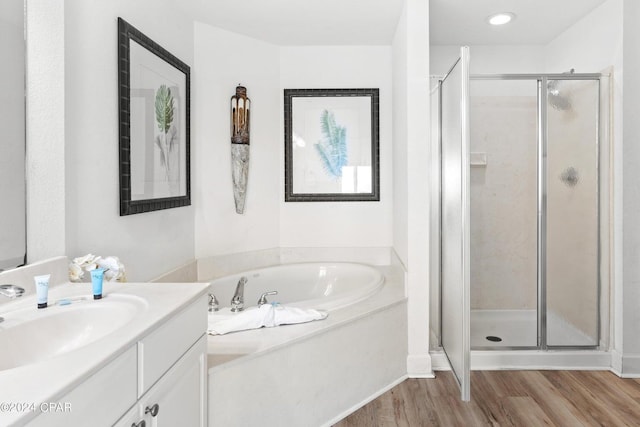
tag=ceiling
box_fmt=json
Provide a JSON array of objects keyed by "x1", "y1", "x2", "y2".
[
  {"x1": 172, "y1": 0, "x2": 608, "y2": 47},
  {"x1": 172, "y1": 0, "x2": 404, "y2": 46},
  {"x1": 430, "y1": 0, "x2": 608, "y2": 45}
]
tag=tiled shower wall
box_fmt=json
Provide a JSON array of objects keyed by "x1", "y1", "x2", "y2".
[{"x1": 470, "y1": 94, "x2": 538, "y2": 311}]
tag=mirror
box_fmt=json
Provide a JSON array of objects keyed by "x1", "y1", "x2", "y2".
[{"x1": 0, "y1": 0, "x2": 26, "y2": 271}]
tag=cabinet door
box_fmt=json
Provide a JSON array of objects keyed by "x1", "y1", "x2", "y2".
[
  {"x1": 26, "y1": 346, "x2": 137, "y2": 427},
  {"x1": 140, "y1": 335, "x2": 207, "y2": 427},
  {"x1": 138, "y1": 296, "x2": 207, "y2": 396},
  {"x1": 113, "y1": 404, "x2": 143, "y2": 427}
]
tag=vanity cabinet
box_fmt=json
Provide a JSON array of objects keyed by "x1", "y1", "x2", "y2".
[
  {"x1": 118, "y1": 335, "x2": 207, "y2": 427},
  {"x1": 26, "y1": 295, "x2": 207, "y2": 427},
  {"x1": 26, "y1": 346, "x2": 138, "y2": 426}
]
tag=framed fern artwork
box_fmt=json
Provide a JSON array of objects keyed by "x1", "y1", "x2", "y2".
[
  {"x1": 284, "y1": 88, "x2": 380, "y2": 202},
  {"x1": 117, "y1": 18, "x2": 191, "y2": 215}
]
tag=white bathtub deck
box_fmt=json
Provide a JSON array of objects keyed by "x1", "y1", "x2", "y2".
[
  {"x1": 206, "y1": 264, "x2": 408, "y2": 427},
  {"x1": 207, "y1": 265, "x2": 406, "y2": 369}
]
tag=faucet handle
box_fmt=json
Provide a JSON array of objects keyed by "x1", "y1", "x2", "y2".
[
  {"x1": 208, "y1": 294, "x2": 219, "y2": 312},
  {"x1": 257, "y1": 291, "x2": 278, "y2": 307}
]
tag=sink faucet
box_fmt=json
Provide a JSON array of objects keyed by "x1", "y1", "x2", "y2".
[
  {"x1": 230, "y1": 277, "x2": 248, "y2": 312},
  {"x1": 0, "y1": 284, "x2": 25, "y2": 299},
  {"x1": 0, "y1": 285, "x2": 24, "y2": 323}
]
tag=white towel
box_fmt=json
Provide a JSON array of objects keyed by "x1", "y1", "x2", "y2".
[{"x1": 208, "y1": 304, "x2": 328, "y2": 335}]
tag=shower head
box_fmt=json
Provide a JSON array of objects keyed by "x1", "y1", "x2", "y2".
[
  {"x1": 547, "y1": 69, "x2": 574, "y2": 112},
  {"x1": 547, "y1": 80, "x2": 572, "y2": 111}
]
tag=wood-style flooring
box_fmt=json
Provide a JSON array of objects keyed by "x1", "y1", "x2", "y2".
[{"x1": 333, "y1": 370, "x2": 640, "y2": 426}]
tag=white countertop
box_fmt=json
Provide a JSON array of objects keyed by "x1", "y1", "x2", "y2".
[{"x1": 0, "y1": 281, "x2": 209, "y2": 426}]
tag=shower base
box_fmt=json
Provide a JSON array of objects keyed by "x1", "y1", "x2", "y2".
[
  {"x1": 471, "y1": 309, "x2": 596, "y2": 348},
  {"x1": 431, "y1": 309, "x2": 609, "y2": 371}
]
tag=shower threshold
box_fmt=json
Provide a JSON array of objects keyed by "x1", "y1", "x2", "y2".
[{"x1": 470, "y1": 349, "x2": 611, "y2": 371}]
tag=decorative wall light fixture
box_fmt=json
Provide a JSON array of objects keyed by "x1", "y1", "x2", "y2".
[{"x1": 230, "y1": 85, "x2": 251, "y2": 213}]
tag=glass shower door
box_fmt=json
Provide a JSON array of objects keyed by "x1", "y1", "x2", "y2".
[
  {"x1": 468, "y1": 78, "x2": 539, "y2": 349},
  {"x1": 440, "y1": 46, "x2": 471, "y2": 401},
  {"x1": 545, "y1": 78, "x2": 600, "y2": 347}
]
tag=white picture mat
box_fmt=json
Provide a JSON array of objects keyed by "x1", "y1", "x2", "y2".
[
  {"x1": 129, "y1": 40, "x2": 187, "y2": 201},
  {"x1": 291, "y1": 96, "x2": 372, "y2": 194}
]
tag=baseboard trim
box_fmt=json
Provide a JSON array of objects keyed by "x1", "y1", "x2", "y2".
[
  {"x1": 610, "y1": 348, "x2": 623, "y2": 376},
  {"x1": 430, "y1": 350, "x2": 451, "y2": 371},
  {"x1": 619, "y1": 352, "x2": 640, "y2": 378},
  {"x1": 472, "y1": 350, "x2": 611, "y2": 370},
  {"x1": 431, "y1": 349, "x2": 613, "y2": 371},
  {"x1": 407, "y1": 353, "x2": 435, "y2": 378}
]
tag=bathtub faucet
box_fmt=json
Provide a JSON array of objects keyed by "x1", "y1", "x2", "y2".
[{"x1": 230, "y1": 277, "x2": 248, "y2": 312}]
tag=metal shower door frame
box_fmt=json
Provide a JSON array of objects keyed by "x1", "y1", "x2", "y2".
[
  {"x1": 439, "y1": 46, "x2": 471, "y2": 401},
  {"x1": 465, "y1": 72, "x2": 603, "y2": 351}
]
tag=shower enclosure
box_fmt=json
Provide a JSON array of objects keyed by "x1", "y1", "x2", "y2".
[{"x1": 431, "y1": 48, "x2": 611, "y2": 400}]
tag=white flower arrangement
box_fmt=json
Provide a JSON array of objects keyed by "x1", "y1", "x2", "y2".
[{"x1": 69, "y1": 254, "x2": 126, "y2": 283}]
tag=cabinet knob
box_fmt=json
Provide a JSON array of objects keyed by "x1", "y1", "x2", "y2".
[
  {"x1": 131, "y1": 421, "x2": 145, "y2": 427},
  {"x1": 145, "y1": 403, "x2": 160, "y2": 417}
]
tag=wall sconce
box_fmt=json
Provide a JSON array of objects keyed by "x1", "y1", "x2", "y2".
[{"x1": 230, "y1": 85, "x2": 251, "y2": 214}]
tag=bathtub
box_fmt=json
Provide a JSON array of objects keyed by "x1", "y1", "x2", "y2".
[
  {"x1": 208, "y1": 262, "x2": 385, "y2": 312},
  {"x1": 206, "y1": 262, "x2": 407, "y2": 427}
]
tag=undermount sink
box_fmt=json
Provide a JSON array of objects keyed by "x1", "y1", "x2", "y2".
[{"x1": 0, "y1": 294, "x2": 148, "y2": 372}]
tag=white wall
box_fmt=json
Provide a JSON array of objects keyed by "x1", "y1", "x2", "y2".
[
  {"x1": 26, "y1": 0, "x2": 66, "y2": 264},
  {"x1": 430, "y1": 45, "x2": 546, "y2": 76},
  {"x1": 28, "y1": 4, "x2": 398, "y2": 280},
  {"x1": 193, "y1": 24, "x2": 280, "y2": 258},
  {"x1": 279, "y1": 46, "x2": 393, "y2": 248},
  {"x1": 545, "y1": 0, "x2": 623, "y2": 75},
  {"x1": 393, "y1": 0, "x2": 432, "y2": 377},
  {"x1": 63, "y1": 0, "x2": 196, "y2": 281},
  {"x1": 1, "y1": 0, "x2": 26, "y2": 268},
  {"x1": 622, "y1": 0, "x2": 640, "y2": 374},
  {"x1": 392, "y1": 7, "x2": 409, "y2": 267},
  {"x1": 192, "y1": 32, "x2": 393, "y2": 255}
]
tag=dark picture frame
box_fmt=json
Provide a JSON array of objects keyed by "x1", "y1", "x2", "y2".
[
  {"x1": 118, "y1": 17, "x2": 191, "y2": 216},
  {"x1": 284, "y1": 88, "x2": 380, "y2": 202}
]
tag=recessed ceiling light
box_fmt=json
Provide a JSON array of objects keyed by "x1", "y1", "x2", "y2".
[{"x1": 487, "y1": 12, "x2": 515, "y2": 26}]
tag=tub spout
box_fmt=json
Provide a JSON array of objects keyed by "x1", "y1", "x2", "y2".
[{"x1": 230, "y1": 277, "x2": 248, "y2": 312}]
